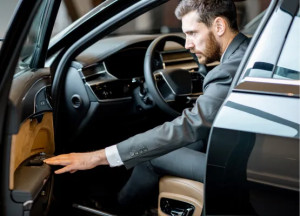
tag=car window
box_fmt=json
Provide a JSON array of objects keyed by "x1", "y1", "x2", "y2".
[
  {"x1": 273, "y1": 9, "x2": 300, "y2": 80},
  {"x1": 240, "y1": 3, "x2": 294, "y2": 79},
  {"x1": 15, "y1": 0, "x2": 49, "y2": 75}
]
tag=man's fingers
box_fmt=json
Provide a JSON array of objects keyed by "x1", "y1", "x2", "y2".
[
  {"x1": 54, "y1": 165, "x2": 75, "y2": 174},
  {"x1": 44, "y1": 157, "x2": 71, "y2": 166},
  {"x1": 44, "y1": 160, "x2": 71, "y2": 166},
  {"x1": 44, "y1": 154, "x2": 69, "y2": 162}
]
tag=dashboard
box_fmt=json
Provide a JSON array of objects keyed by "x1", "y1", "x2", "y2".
[{"x1": 75, "y1": 34, "x2": 201, "y2": 102}]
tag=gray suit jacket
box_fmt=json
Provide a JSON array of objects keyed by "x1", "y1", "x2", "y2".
[{"x1": 117, "y1": 33, "x2": 250, "y2": 169}]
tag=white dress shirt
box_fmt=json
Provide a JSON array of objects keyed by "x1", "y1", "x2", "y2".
[{"x1": 105, "y1": 145, "x2": 124, "y2": 167}]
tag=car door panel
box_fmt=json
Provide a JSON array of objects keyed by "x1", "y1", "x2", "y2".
[
  {"x1": 206, "y1": 129, "x2": 299, "y2": 215},
  {"x1": 205, "y1": 0, "x2": 299, "y2": 215},
  {"x1": 214, "y1": 92, "x2": 299, "y2": 138},
  {"x1": 10, "y1": 69, "x2": 53, "y2": 122},
  {"x1": 0, "y1": 0, "x2": 60, "y2": 215},
  {"x1": 0, "y1": 1, "x2": 44, "y2": 215},
  {"x1": 5, "y1": 70, "x2": 55, "y2": 216},
  {"x1": 205, "y1": 65, "x2": 300, "y2": 213},
  {"x1": 8, "y1": 68, "x2": 54, "y2": 189},
  {"x1": 12, "y1": 162, "x2": 51, "y2": 202},
  {"x1": 10, "y1": 112, "x2": 54, "y2": 190}
]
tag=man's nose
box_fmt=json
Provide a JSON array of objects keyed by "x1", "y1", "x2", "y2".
[{"x1": 185, "y1": 39, "x2": 194, "y2": 50}]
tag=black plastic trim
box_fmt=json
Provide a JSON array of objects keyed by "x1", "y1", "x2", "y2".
[
  {"x1": 280, "y1": 0, "x2": 299, "y2": 16},
  {"x1": 31, "y1": 0, "x2": 61, "y2": 69}
]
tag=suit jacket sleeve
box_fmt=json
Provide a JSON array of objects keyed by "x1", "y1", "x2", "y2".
[{"x1": 117, "y1": 34, "x2": 249, "y2": 169}]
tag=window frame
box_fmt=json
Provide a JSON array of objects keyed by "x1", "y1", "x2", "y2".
[{"x1": 233, "y1": 0, "x2": 300, "y2": 98}]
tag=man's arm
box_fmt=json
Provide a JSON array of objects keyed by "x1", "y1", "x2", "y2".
[{"x1": 117, "y1": 82, "x2": 223, "y2": 169}]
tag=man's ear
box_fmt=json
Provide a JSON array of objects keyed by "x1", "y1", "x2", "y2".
[{"x1": 213, "y1": 17, "x2": 226, "y2": 36}]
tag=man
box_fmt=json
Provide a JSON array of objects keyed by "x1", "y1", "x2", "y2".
[{"x1": 45, "y1": 0, "x2": 250, "y2": 213}]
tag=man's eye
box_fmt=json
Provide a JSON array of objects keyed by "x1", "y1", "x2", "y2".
[{"x1": 185, "y1": 32, "x2": 196, "y2": 38}]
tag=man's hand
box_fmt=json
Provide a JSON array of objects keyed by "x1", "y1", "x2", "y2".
[{"x1": 43, "y1": 149, "x2": 109, "y2": 174}]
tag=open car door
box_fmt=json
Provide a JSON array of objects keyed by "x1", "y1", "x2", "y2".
[
  {"x1": 0, "y1": 0, "x2": 60, "y2": 215},
  {"x1": 205, "y1": 0, "x2": 299, "y2": 215}
]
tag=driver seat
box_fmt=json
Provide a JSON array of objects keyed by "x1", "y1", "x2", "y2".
[{"x1": 158, "y1": 176, "x2": 204, "y2": 216}]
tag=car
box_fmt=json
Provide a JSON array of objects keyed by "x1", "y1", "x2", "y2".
[
  {"x1": 205, "y1": 0, "x2": 300, "y2": 215},
  {"x1": 0, "y1": 0, "x2": 298, "y2": 216}
]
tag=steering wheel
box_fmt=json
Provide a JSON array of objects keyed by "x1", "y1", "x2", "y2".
[{"x1": 144, "y1": 34, "x2": 204, "y2": 117}]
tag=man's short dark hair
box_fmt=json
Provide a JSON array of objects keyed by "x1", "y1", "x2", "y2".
[{"x1": 175, "y1": 0, "x2": 238, "y2": 31}]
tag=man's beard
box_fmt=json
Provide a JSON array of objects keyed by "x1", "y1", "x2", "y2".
[{"x1": 197, "y1": 32, "x2": 221, "y2": 65}]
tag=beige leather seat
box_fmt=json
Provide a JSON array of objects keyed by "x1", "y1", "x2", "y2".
[{"x1": 158, "y1": 176, "x2": 204, "y2": 216}]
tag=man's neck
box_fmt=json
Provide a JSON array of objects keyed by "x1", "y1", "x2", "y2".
[{"x1": 220, "y1": 31, "x2": 239, "y2": 56}]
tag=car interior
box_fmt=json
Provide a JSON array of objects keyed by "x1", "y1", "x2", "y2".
[
  {"x1": 0, "y1": 0, "x2": 271, "y2": 215},
  {"x1": 51, "y1": 29, "x2": 205, "y2": 216},
  {"x1": 48, "y1": 2, "x2": 210, "y2": 215},
  {"x1": 49, "y1": 1, "x2": 267, "y2": 215}
]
